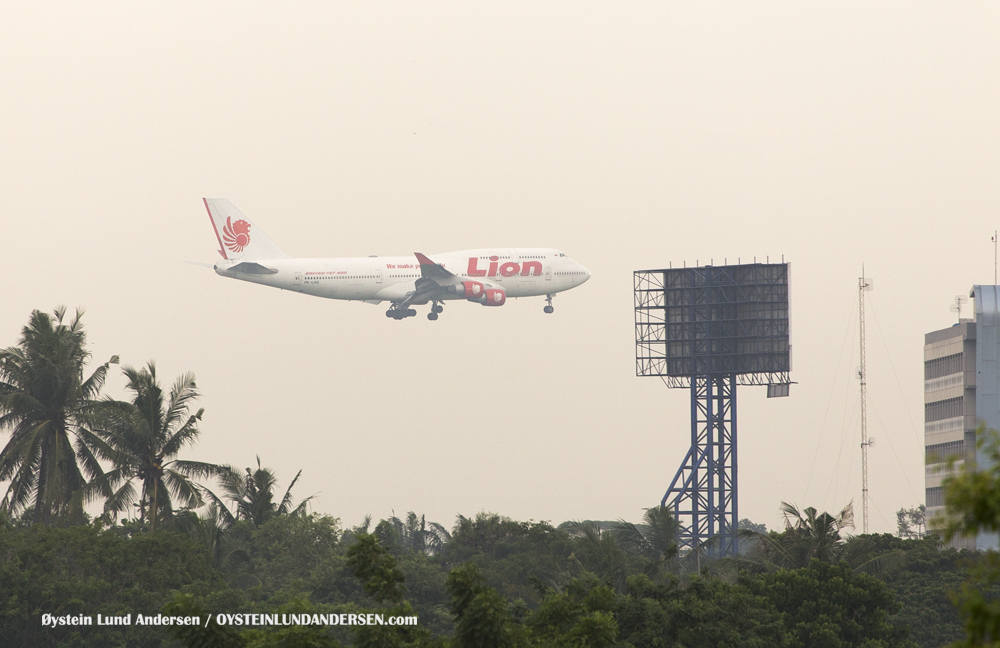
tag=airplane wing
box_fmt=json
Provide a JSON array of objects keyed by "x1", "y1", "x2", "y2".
[
  {"x1": 414, "y1": 252, "x2": 462, "y2": 286},
  {"x1": 393, "y1": 253, "x2": 464, "y2": 309}
]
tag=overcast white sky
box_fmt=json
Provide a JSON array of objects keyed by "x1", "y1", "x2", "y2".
[{"x1": 2, "y1": 2, "x2": 998, "y2": 534}]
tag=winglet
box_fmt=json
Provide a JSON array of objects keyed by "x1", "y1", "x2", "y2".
[{"x1": 415, "y1": 252, "x2": 436, "y2": 266}]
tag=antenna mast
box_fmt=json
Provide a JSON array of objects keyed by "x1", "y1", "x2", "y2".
[
  {"x1": 952, "y1": 295, "x2": 967, "y2": 324},
  {"x1": 859, "y1": 269, "x2": 873, "y2": 534}
]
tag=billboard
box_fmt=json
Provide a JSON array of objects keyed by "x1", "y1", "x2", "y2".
[{"x1": 634, "y1": 262, "x2": 790, "y2": 388}]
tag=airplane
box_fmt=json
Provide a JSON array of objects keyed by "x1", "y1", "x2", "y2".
[{"x1": 203, "y1": 198, "x2": 591, "y2": 320}]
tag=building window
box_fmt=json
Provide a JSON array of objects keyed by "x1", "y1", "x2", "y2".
[
  {"x1": 925, "y1": 353, "x2": 963, "y2": 380},
  {"x1": 926, "y1": 397, "x2": 964, "y2": 423},
  {"x1": 926, "y1": 440, "x2": 966, "y2": 464},
  {"x1": 926, "y1": 486, "x2": 944, "y2": 507}
]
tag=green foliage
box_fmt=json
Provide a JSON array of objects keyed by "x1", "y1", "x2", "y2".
[
  {"x1": 0, "y1": 522, "x2": 222, "y2": 647},
  {"x1": 735, "y1": 502, "x2": 906, "y2": 579},
  {"x1": 861, "y1": 533, "x2": 970, "y2": 647},
  {"x1": 897, "y1": 505, "x2": 927, "y2": 540},
  {"x1": 240, "y1": 598, "x2": 343, "y2": 648},
  {"x1": 248, "y1": 513, "x2": 343, "y2": 596},
  {"x1": 347, "y1": 532, "x2": 407, "y2": 604},
  {"x1": 613, "y1": 506, "x2": 680, "y2": 566},
  {"x1": 766, "y1": 501, "x2": 857, "y2": 566},
  {"x1": 162, "y1": 592, "x2": 245, "y2": 648},
  {"x1": 747, "y1": 560, "x2": 916, "y2": 648},
  {"x1": 448, "y1": 513, "x2": 575, "y2": 604},
  {"x1": 525, "y1": 574, "x2": 618, "y2": 647},
  {"x1": 375, "y1": 511, "x2": 450, "y2": 556},
  {"x1": 0, "y1": 306, "x2": 979, "y2": 647},
  {"x1": 206, "y1": 456, "x2": 315, "y2": 529},
  {"x1": 942, "y1": 425, "x2": 1000, "y2": 541},
  {"x1": 0, "y1": 504, "x2": 971, "y2": 647},
  {"x1": 562, "y1": 521, "x2": 634, "y2": 593},
  {"x1": 616, "y1": 572, "x2": 788, "y2": 648},
  {"x1": 448, "y1": 562, "x2": 514, "y2": 648},
  {"x1": 91, "y1": 362, "x2": 224, "y2": 531},
  {"x1": 342, "y1": 530, "x2": 440, "y2": 648},
  {"x1": 940, "y1": 425, "x2": 1000, "y2": 647},
  {"x1": 0, "y1": 307, "x2": 116, "y2": 525}
]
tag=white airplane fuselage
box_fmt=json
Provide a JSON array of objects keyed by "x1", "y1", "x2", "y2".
[
  {"x1": 203, "y1": 198, "x2": 590, "y2": 318},
  {"x1": 214, "y1": 248, "x2": 590, "y2": 304}
]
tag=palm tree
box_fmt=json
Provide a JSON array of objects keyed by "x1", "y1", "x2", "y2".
[
  {"x1": 205, "y1": 457, "x2": 315, "y2": 528},
  {"x1": 773, "y1": 501, "x2": 855, "y2": 566},
  {"x1": 94, "y1": 362, "x2": 224, "y2": 531},
  {"x1": 563, "y1": 520, "x2": 633, "y2": 592},
  {"x1": 0, "y1": 307, "x2": 117, "y2": 524},
  {"x1": 614, "y1": 506, "x2": 680, "y2": 564},
  {"x1": 173, "y1": 506, "x2": 257, "y2": 588},
  {"x1": 375, "y1": 511, "x2": 450, "y2": 555},
  {"x1": 737, "y1": 501, "x2": 905, "y2": 576}
]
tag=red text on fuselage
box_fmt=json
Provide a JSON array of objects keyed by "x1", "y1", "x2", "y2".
[{"x1": 466, "y1": 257, "x2": 543, "y2": 278}]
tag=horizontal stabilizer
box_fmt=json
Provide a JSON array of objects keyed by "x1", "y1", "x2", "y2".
[{"x1": 229, "y1": 262, "x2": 278, "y2": 275}]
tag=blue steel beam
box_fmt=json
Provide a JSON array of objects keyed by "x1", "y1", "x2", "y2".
[{"x1": 661, "y1": 374, "x2": 738, "y2": 556}]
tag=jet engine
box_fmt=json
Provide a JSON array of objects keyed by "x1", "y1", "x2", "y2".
[
  {"x1": 482, "y1": 287, "x2": 506, "y2": 306},
  {"x1": 454, "y1": 280, "x2": 486, "y2": 301}
]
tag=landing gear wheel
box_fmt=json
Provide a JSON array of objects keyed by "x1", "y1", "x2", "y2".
[
  {"x1": 432, "y1": 304, "x2": 444, "y2": 314},
  {"x1": 428, "y1": 312, "x2": 438, "y2": 321},
  {"x1": 544, "y1": 305, "x2": 554, "y2": 314},
  {"x1": 387, "y1": 306, "x2": 414, "y2": 320}
]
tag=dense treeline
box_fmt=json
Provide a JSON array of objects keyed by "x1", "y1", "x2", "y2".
[
  {"x1": 0, "y1": 307, "x2": 990, "y2": 646},
  {"x1": 2, "y1": 507, "x2": 967, "y2": 647}
]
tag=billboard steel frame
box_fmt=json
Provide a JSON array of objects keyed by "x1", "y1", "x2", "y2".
[{"x1": 635, "y1": 262, "x2": 790, "y2": 557}]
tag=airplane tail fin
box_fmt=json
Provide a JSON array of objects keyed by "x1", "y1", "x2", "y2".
[{"x1": 203, "y1": 198, "x2": 290, "y2": 261}]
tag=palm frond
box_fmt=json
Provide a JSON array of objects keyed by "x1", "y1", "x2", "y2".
[
  {"x1": 852, "y1": 549, "x2": 908, "y2": 578},
  {"x1": 612, "y1": 520, "x2": 653, "y2": 556},
  {"x1": 73, "y1": 433, "x2": 108, "y2": 484},
  {"x1": 2, "y1": 449, "x2": 40, "y2": 515},
  {"x1": 163, "y1": 372, "x2": 200, "y2": 431},
  {"x1": 101, "y1": 480, "x2": 139, "y2": 519},
  {"x1": 170, "y1": 459, "x2": 227, "y2": 480},
  {"x1": 198, "y1": 485, "x2": 237, "y2": 529},
  {"x1": 277, "y1": 469, "x2": 303, "y2": 515},
  {"x1": 159, "y1": 418, "x2": 204, "y2": 461},
  {"x1": 163, "y1": 469, "x2": 204, "y2": 509}
]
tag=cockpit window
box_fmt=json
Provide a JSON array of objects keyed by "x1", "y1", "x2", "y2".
[{"x1": 558, "y1": 253, "x2": 565, "y2": 257}]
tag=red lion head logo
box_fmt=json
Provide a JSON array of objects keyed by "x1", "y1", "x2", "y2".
[{"x1": 223, "y1": 217, "x2": 251, "y2": 253}]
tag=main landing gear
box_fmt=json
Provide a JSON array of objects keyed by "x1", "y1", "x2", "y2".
[
  {"x1": 543, "y1": 294, "x2": 555, "y2": 314},
  {"x1": 386, "y1": 307, "x2": 417, "y2": 320},
  {"x1": 386, "y1": 302, "x2": 443, "y2": 321}
]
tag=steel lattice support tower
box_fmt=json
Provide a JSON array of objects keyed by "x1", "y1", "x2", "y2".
[
  {"x1": 661, "y1": 374, "x2": 738, "y2": 555},
  {"x1": 635, "y1": 262, "x2": 791, "y2": 558},
  {"x1": 859, "y1": 273, "x2": 872, "y2": 534}
]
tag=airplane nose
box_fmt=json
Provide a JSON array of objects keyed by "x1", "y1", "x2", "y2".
[{"x1": 581, "y1": 265, "x2": 591, "y2": 282}]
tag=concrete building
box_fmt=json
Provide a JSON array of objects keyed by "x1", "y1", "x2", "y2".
[{"x1": 924, "y1": 285, "x2": 1000, "y2": 549}]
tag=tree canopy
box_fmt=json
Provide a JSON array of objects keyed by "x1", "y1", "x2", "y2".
[{"x1": 0, "y1": 307, "x2": 117, "y2": 525}]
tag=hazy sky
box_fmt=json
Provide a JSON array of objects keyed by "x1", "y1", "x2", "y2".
[{"x1": 2, "y1": 3, "x2": 998, "y2": 535}]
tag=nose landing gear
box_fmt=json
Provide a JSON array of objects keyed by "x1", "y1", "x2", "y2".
[{"x1": 543, "y1": 294, "x2": 554, "y2": 314}]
